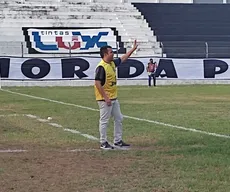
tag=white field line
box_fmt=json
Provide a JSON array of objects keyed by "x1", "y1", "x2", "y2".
[
  {"x1": 0, "y1": 114, "x2": 98, "y2": 153},
  {"x1": 1, "y1": 89, "x2": 230, "y2": 139},
  {"x1": 123, "y1": 115, "x2": 230, "y2": 139},
  {"x1": 0, "y1": 149, "x2": 99, "y2": 153},
  {"x1": 0, "y1": 114, "x2": 22, "y2": 117},
  {"x1": 67, "y1": 149, "x2": 100, "y2": 152},
  {"x1": 0, "y1": 149, "x2": 27, "y2": 153},
  {"x1": 0, "y1": 113, "x2": 98, "y2": 141},
  {"x1": 24, "y1": 114, "x2": 99, "y2": 141},
  {"x1": 0, "y1": 114, "x2": 99, "y2": 153},
  {"x1": 48, "y1": 123, "x2": 63, "y2": 128}
]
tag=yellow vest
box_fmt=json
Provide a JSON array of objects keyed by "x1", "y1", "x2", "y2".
[{"x1": 94, "y1": 60, "x2": 117, "y2": 101}]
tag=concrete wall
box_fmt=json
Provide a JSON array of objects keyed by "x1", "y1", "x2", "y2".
[{"x1": 128, "y1": 0, "x2": 192, "y2": 3}]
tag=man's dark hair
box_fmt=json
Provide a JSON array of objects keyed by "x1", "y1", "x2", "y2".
[{"x1": 100, "y1": 45, "x2": 112, "y2": 58}]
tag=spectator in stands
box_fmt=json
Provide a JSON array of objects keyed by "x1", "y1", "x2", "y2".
[
  {"x1": 94, "y1": 40, "x2": 138, "y2": 150},
  {"x1": 146, "y1": 58, "x2": 157, "y2": 87}
]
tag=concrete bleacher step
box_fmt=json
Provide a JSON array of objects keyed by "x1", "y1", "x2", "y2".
[
  {"x1": 125, "y1": 41, "x2": 160, "y2": 47},
  {"x1": 61, "y1": 2, "x2": 133, "y2": 7},
  {"x1": 117, "y1": 26, "x2": 153, "y2": 32},
  {"x1": 1, "y1": 14, "x2": 144, "y2": 20},
  {"x1": 121, "y1": 35, "x2": 156, "y2": 42},
  {"x1": 0, "y1": 44, "x2": 27, "y2": 56},
  {"x1": 93, "y1": 0, "x2": 123, "y2": 3},
  {"x1": 52, "y1": 14, "x2": 143, "y2": 20},
  {"x1": 1, "y1": 12, "x2": 143, "y2": 19},
  {"x1": 3, "y1": 3, "x2": 60, "y2": 8},
  {"x1": 2, "y1": 0, "x2": 90, "y2": 5},
  {"x1": 120, "y1": 33, "x2": 156, "y2": 40},
  {"x1": 0, "y1": 29, "x2": 24, "y2": 36},
  {"x1": 1, "y1": 15, "x2": 147, "y2": 29},
  {"x1": 2, "y1": 3, "x2": 58, "y2": 8},
  {"x1": 61, "y1": 0, "x2": 91, "y2": 3},
  {"x1": 49, "y1": 11, "x2": 142, "y2": 16},
  {"x1": 4, "y1": 2, "x2": 137, "y2": 12},
  {"x1": 131, "y1": 51, "x2": 162, "y2": 57},
  {"x1": 125, "y1": 43, "x2": 159, "y2": 49},
  {"x1": 118, "y1": 31, "x2": 154, "y2": 37},
  {"x1": 0, "y1": 18, "x2": 122, "y2": 23},
  {"x1": 0, "y1": 0, "x2": 161, "y2": 57},
  {"x1": 127, "y1": 0, "x2": 158, "y2": 2},
  {"x1": 0, "y1": 36, "x2": 25, "y2": 41},
  {"x1": 1, "y1": 5, "x2": 131, "y2": 13},
  {"x1": 21, "y1": 0, "x2": 61, "y2": 4},
  {"x1": 8, "y1": 2, "x2": 134, "y2": 9},
  {"x1": 0, "y1": 21, "x2": 147, "y2": 29}
]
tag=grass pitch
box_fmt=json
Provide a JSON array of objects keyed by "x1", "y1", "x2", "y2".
[{"x1": 1, "y1": 85, "x2": 230, "y2": 192}]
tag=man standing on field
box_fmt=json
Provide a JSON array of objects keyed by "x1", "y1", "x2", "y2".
[
  {"x1": 94, "y1": 40, "x2": 138, "y2": 150},
  {"x1": 146, "y1": 58, "x2": 158, "y2": 87}
]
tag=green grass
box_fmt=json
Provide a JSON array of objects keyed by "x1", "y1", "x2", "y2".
[{"x1": 1, "y1": 85, "x2": 230, "y2": 192}]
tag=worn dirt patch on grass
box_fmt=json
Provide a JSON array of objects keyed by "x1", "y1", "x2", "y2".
[
  {"x1": 194, "y1": 95, "x2": 230, "y2": 102},
  {"x1": 0, "y1": 104, "x2": 24, "y2": 112},
  {"x1": 0, "y1": 149, "x2": 138, "y2": 192}
]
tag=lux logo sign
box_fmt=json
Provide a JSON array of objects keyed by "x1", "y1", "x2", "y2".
[{"x1": 30, "y1": 31, "x2": 109, "y2": 51}]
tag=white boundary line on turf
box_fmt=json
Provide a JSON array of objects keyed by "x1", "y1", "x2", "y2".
[
  {"x1": 0, "y1": 113, "x2": 98, "y2": 141},
  {"x1": 67, "y1": 149, "x2": 100, "y2": 152},
  {"x1": 0, "y1": 114, "x2": 23, "y2": 117},
  {"x1": 24, "y1": 114, "x2": 99, "y2": 141},
  {"x1": 1, "y1": 89, "x2": 230, "y2": 139},
  {"x1": 0, "y1": 149, "x2": 100, "y2": 153},
  {"x1": 0, "y1": 114, "x2": 99, "y2": 152},
  {"x1": 0, "y1": 149, "x2": 27, "y2": 153}
]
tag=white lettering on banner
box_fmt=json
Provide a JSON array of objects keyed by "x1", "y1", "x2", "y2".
[{"x1": 1, "y1": 57, "x2": 230, "y2": 80}]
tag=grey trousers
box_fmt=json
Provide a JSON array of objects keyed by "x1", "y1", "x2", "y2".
[{"x1": 97, "y1": 99, "x2": 123, "y2": 144}]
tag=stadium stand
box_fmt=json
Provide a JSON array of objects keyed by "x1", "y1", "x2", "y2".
[
  {"x1": 133, "y1": 3, "x2": 230, "y2": 58},
  {"x1": 0, "y1": 0, "x2": 162, "y2": 57}
]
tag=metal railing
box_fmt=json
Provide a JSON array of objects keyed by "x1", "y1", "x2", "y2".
[
  {"x1": 0, "y1": 41, "x2": 221, "y2": 58},
  {"x1": 205, "y1": 42, "x2": 209, "y2": 58},
  {"x1": 0, "y1": 42, "x2": 122, "y2": 58},
  {"x1": 160, "y1": 41, "x2": 211, "y2": 58}
]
